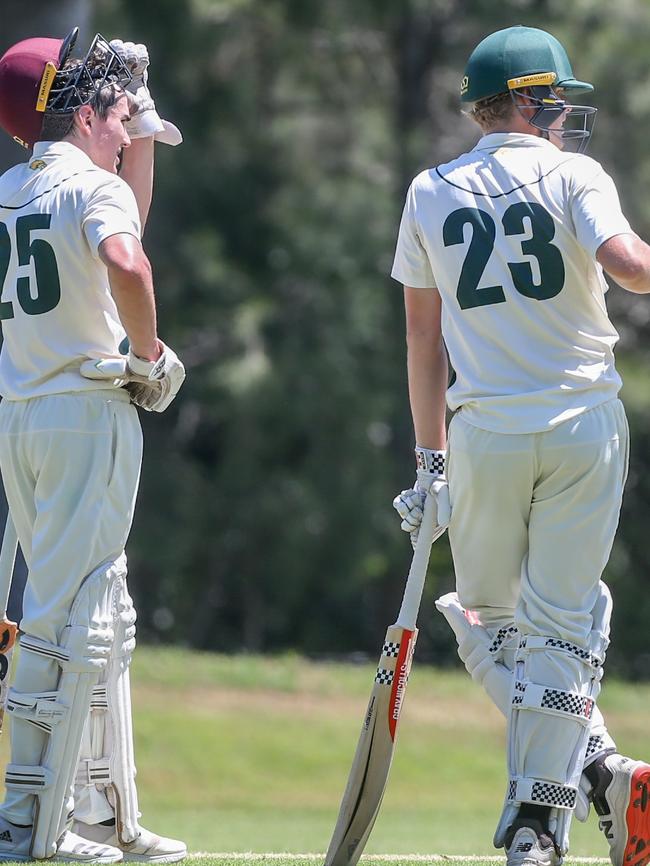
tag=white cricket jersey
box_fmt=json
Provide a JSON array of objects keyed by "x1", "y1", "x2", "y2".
[
  {"x1": 391, "y1": 132, "x2": 633, "y2": 433},
  {"x1": 0, "y1": 140, "x2": 141, "y2": 400}
]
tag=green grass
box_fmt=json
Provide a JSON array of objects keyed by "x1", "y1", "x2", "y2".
[{"x1": 1, "y1": 647, "x2": 647, "y2": 864}]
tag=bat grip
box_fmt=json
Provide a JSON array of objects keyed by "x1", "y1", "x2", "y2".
[
  {"x1": 395, "y1": 493, "x2": 440, "y2": 630},
  {"x1": 0, "y1": 514, "x2": 18, "y2": 618}
]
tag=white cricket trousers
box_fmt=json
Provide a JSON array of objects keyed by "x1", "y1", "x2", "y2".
[
  {"x1": 0, "y1": 390, "x2": 142, "y2": 824},
  {"x1": 447, "y1": 399, "x2": 628, "y2": 789},
  {"x1": 447, "y1": 398, "x2": 628, "y2": 642}
]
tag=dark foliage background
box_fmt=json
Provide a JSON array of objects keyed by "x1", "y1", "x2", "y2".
[{"x1": 2, "y1": 0, "x2": 650, "y2": 676}]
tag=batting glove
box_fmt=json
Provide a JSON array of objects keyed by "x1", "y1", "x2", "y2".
[
  {"x1": 110, "y1": 40, "x2": 183, "y2": 146},
  {"x1": 80, "y1": 341, "x2": 186, "y2": 413},
  {"x1": 393, "y1": 446, "x2": 451, "y2": 548}
]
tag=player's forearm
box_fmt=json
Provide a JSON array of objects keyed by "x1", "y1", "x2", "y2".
[
  {"x1": 107, "y1": 261, "x2": 159, "y2": 361},
  {"x1": 119, "y1": 137, "x2": 154, "y2": 228},
  {"x1": 406, "y1": 331, "x2": 448, "y2": 451}
]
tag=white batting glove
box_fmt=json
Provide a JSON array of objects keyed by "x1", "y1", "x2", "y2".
[
  {"x1": 125, "y1": 343, "x2": 186, "y2": 412},
  {"x1": 393, "y1": 446, "x2": 451, "y2": 548},
  {"x1": 110, "y1": 39, "x2": 183, "y2": 145},
  {"x1": 80, "y1": 341, "x2": 186, "y2": 413}
]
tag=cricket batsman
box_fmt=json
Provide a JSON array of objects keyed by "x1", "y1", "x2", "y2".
[
  {"x1": 0, "y1": 28, "x2": 186, "y2": 862},
  {"x1": 392, "y1": 24, "x2": 650, "y2": 866}
]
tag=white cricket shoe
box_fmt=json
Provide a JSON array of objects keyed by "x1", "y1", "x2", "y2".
[
  {"x1": 505, "y1": 824, "x2": 560, "y2": 866},
  {"x1": 73, "y1": 821, "x2": 186, "y2": 864},
  {"x1": 589, "y1": 753, "x2": 650, "y2": 866},
  {"x1": 0, "y1": 818, "x2": 122, "y2": 862}
]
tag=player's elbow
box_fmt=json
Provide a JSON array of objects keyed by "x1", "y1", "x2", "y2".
[
  {"x1": 406, "y1": 325, "x2": 444, "y2": 352},
  {"x1": 99, "y1": 234, "x2": 152, "y2": 283},
  {"x1": 597, "y1": 233, "x2": 650, "y2": 294}
]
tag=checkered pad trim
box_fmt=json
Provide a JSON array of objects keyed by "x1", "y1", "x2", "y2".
[
  {"x1": 531, "y1": 781, "x2": 577, "y2": 809},
  {"x1": 512, "y1": 681, "x2": 525, "y2": 706},
  {"x1": 541, "y1": 688, "x2": 594, "y2": 720},
  {"x1": 545, "y1": 638, "x2": 602, "y2": 668},
  {"x1": 375, "y1": 668, "x2": 394, "y2": 685},
  {"x1": 488, "y1": 625, "x2": 519, "y2": 655},
  {"x1": 382, "y1": 641, "x2": 400, "y2": 658},
  {"x1": 520, "y1": 636, "x2": 602, "y2": 668},
  {"x1": 585, "y1": 734, "x2": 606, "y2": 759},
  {"x1": 414, "y1": 447, "x2": 445, "y2": 475},
  {"x1": 507, "y1": 778, "x2": 577, "y2": 809}
]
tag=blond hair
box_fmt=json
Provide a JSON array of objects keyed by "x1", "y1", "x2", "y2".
[{"x1": 464, "y1": 91, "x2": 515, "y2": 130}]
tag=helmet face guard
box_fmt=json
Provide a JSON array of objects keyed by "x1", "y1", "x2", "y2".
[
  {"x1": 507, "y1": 73, "x2": 597, "y2": 153},
  {"x1": 0, "y1": 28, "x2": 134, "y2": 148},
  {"x1": 45, "y1": 30, "x2": 133, "y2": 115}
]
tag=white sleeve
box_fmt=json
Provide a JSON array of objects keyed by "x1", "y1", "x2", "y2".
[
  {"x1": 82, "y1": 176, "x2": 142, "y2": 257},
  {"x1": 570, "y1": 164, "x2": 632, "y2": 258},
  {"x1": 391, "y1": 181, "x2": 436, "y2": 288}
]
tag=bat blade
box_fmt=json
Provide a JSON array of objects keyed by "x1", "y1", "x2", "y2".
[
  {"x1": 323, "y1": 623, "x2": 418, "y2": 866},
  {"x1": 0, "y1": 515, "x2": 19, "y2": 734},
  {"x1": 0, "y1": 615, "x2": 17, "y2": 732}
]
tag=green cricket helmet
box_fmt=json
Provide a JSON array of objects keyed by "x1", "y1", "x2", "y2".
[{"x1": 461, "y1": 26, "x2": 596, "y2": 152}]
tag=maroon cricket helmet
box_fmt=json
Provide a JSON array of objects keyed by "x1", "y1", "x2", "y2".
[
  {"x1": 0, "y1": 37, "x2": 65, "y2": 147},
  {"x1": 0, "y1": 29, "x2": 132, "y2": 148}
]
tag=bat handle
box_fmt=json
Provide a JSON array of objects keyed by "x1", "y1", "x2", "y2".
[
  {"x1": 0, "y1": 513, "x2": 18, "y2": 619},
  {"x1": 396, "y1": 493, "x2": 440, "y2": 630}
]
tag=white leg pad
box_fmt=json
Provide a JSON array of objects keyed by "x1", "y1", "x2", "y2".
[
  {"x1": 435, "y1": 592, "x2": 516, "y2": 710},
  {"x1": 3, "y1": 556, "x2": 124, "y2": 860},
  {"x1": 74, "y1": 573, "x2": 140, "y2": 844},
  {"x1": 436, "y1": 587, "x2": 616, "y2": 828},
  {"x1": 494, "y1": 634, "x2": 605, "y2": 856}
]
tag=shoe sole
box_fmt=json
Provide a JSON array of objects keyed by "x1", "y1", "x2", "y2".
[
  {"x1": 0, "y1": 854, "x2": 123, "y2": 864},
  {"x1": 120, "y1": 854, "x2": 186, "y2": 863},
  {"x1": 624, "y1": 765, "x2": 650, "y2": 866}
]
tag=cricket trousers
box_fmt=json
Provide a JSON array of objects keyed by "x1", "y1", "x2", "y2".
[
  {"x1": 446, "y1": 397, "x2": 628, "y2": 806},
  {"x1": 0, "y1": 390, "x2": 142, "y2": 825}
]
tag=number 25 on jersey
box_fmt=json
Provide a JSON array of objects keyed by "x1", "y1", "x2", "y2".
[{"x1": 0, "y1": 213, "x2": 61, "y2": 320}]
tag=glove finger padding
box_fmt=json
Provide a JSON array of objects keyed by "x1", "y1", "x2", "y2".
[
  {"x1": 110, "y1": 40, "x2": 149, "y2": 87},
  {"x1": 393, "y1": 489, "x2": 424, "y2": 530},
  {"x1": 79, "y1": 358, "x2": 128, "y2": 384},
  {"x1": 79, "y1": 342, "x2": 186, "y2": 413},
  {"x1": 393, "y1": 481, "x2": 450, "y2": 548},
  {"x1": 126, "y1": 343, "x2": 186, "y2": 412},
  {"x1": 110, "y1": 38, "x2": 182, "y2": 144},
  {"x1": 395, "y1": 446, "x2": 450, "y2": 548}
]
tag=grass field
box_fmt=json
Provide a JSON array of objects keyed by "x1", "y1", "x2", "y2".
[{"x1": 2, "y1": 647, "x2": 647, "y2": 865}]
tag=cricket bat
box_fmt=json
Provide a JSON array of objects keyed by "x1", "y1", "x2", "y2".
[
  {"x1": 323, "y1": 493, "x2": 443, "y2": 866},
  {"x1": 0, "y1": 513, "x2": 18, "y2": 733}
]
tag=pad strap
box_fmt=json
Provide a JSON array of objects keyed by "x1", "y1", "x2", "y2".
[
  {"x1": 512, "y1": 681, "x2": 594, "y2": 724},
  {"x1": 5, "y1": 764, "x2": 55, "y2": 793},
  {"x1": 6, "y1": 690, "x2": 67, "y2": 732},
  {"x1": 508, "y1": 777, "x2": 577, "y2": 810},
  {"x1": 519, "y1": 635, "x2": 602, "y2": 669},
  {"x1": 488, "y1": 625, "x2": 519, "y2": 655},
  {"x1": 90, "y1": 684, "x2": 109, "y2": 710},
  {"x1": 76, "y1": 758, "x2": 112, "y2": 786}
]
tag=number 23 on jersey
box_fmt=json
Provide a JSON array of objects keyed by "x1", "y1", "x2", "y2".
[{"x1": 443, "y1": 201, "x2": 565, "y2": 310}]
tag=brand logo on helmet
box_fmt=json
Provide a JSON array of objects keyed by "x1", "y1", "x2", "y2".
[
  {"x1": 507, "y1": 72, "x2": 557, "y2": 90},
  {"x1": 35, "y1": 62, "x2": 58, "y2": 113},
  {"x1": 460, "y1": 75, "x2": 469, "y2": 95}
]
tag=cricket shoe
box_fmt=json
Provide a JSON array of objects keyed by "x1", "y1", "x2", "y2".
[
  {"x1": 504, "y1": 819, "x2": 561, "y2": 866},
  {"x1": 0, "y1": 817, "x2": 123, "y2": 862},
  {"x1": 73, "y1": 820, "x2": 186, "y2": 863},
  {"x1": 587, "y1": 753, "x2": 650, "y2": 866}
]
